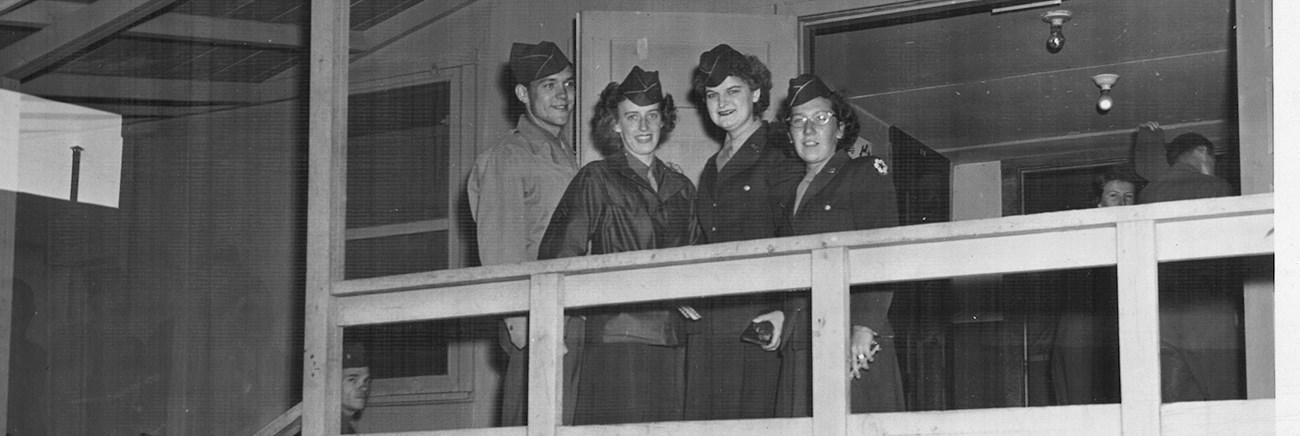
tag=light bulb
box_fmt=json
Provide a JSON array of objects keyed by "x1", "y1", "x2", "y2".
[
  {"x1": 1046, "y1": 26, "x2": 1065, "y2": 53},
  {"x1": 1097, "y1": 93, "x2": 1113, "y2": 112}
]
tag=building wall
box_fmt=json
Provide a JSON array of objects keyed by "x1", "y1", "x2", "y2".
[{"x1": 11, "y1": 100, "x2": 306, "y2": 435}]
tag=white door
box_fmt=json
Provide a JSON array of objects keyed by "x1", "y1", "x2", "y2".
[{"x1": 577, "y1": 11, "x2": 798, "y2": 185}]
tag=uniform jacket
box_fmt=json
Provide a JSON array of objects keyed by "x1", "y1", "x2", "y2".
[
  {"x1": 1138, "y1": 161, "x2": 1232, "y2": 204},
  {"x1": 539, "y1": 153, "x2": 698, "y2": 345},
  {"x1": 776, "y1": 150, "x2": 899, "y2": 337},
  {"x1": 467, "y1": 115, "x2": 579, "y2": 266},
  {"x1": 691, "y1": 121, "x2": 803, "y2": 332}
]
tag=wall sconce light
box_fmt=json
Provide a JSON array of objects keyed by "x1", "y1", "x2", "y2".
[
  {"x1": 1042, "y1": 10, "x2": 1072, "y2": 53},
  {"x1": 1092, "y1": 73, "x2": 1119, "y2": 113}
]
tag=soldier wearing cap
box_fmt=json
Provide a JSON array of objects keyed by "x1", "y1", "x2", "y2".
[
  {"x1": 767, "y1": 73, "x2": 902, "y2": 416},
  {"x1": 682, "y1": 44, "x2": 802, "y2": 421},
  {"x1": 539, "y1": 66, "x2": 695, "y2": 424},
  {"x1": 466, "y1": 40, "x2": 585, "y2": 426},
  {"x1": 340, "y1": 341, "x2": 370, "y2": 434}
]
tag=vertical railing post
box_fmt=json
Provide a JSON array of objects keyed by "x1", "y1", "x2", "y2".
[
  {"x1": 1116, "y1": 220, "x2": 1161, "y2": 434},
  {"x1": 811, "y1": 247, "x2": 850, "y2": 436},
  {"x1": 304, "y1": 0, "x2": 349, "y2": 434},
  {"x1": 528, "y1": 273, "x2": 565, "y2": 435}
]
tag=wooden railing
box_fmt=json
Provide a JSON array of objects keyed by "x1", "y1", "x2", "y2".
[
  {"x1": 253, "y1": 402, "x2": 301, "y2": 436},
  {"x1": 303, "y1": 194, "x2": 1274, "y2": 435}
]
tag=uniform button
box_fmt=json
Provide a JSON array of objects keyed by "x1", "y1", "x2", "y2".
[
  {"x1": 743, "y1": 185, "x2": 751, "y2": 191},
  {"x1": 824, "y1": 205, "x2": 832, "y2": 210},
  {"x1": 710, "y1": 227, "x2": 717, "y2": 232},
  {"x1": 712, "y1": 203, "x2": 717, "y2": 207}
]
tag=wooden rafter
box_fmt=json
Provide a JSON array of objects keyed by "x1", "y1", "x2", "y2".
[
  {"x1": 0, "y1": 0, "x2": 181, "y2": 81},
  {"x1": 21, "y1": 73, "x2": 291, "y2": 104}
]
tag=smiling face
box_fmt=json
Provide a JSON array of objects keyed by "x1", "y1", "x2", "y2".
[
  {"x1": 1097, "y1": 179, "x2": 1136, "y2": 208},
  {"x1": 703, "y1": 75, "x2": 760, "y2": 133},
  {"x1": 613, "y1": 99, "x2": 664, "y2": 161},
  {"x1": 516, "y1": 66, "x2": 575, "y2": 134},
  {"x1": 788, "y1": 96, "x2": 842, "y2": 166},
  {"x1": 341, "y1": 366, "x2": 371, "y2": 416}
]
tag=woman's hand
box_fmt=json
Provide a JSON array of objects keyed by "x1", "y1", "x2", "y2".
[
  {"x1": 849, "y1": 325, "x2": 880, "y2": 379},
  {"x1": 751, "y1": 310, "x2": 785, "y2": 351}
]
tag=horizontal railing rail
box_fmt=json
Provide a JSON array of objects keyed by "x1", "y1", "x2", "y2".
[{"x1": 325, "y1": 193, "x2": 1273, "y2": 435}]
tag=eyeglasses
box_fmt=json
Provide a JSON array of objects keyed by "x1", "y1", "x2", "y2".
[{"x1": 788, "y1": 111, "x2": 836, "y2": 129}]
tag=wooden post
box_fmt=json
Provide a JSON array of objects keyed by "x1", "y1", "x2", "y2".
[
  {"x1": 0, "y1": 81, "x2": 19, "y2": 436},
  {"x1": 528, "y1": 273, "x2": 565, "y2": 435},
  {"x1": 811, "y1": 247, "x2": 850, "y2": 436},
  {"x1": 304, "y1": 0, "x2": 349, "y2": 434},
  {"x1": 1116, "y1": 220, "x2": 1161, "y2": 434}
]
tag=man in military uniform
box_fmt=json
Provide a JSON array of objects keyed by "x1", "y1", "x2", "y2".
[
  {"x1": 340, "y1": 342, "x2": 371, "y2": 434},
  {"x1": 466, "y1": 40, "x2": 584, "y2": 426}
]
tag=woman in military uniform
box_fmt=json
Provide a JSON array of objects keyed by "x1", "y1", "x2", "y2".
[
  {"x1": 773, "y1": 74, "x2": 904, "y2": 416},
  {"x1": 682, "y1": 44, "x2": 804, "y2": 421},
  {"x1": 538, "y1": 66, "x2": 696, "y2": 424}
]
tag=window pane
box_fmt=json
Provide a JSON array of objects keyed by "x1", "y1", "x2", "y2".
[{"x1": 344, "y1": 231, "x2": 448, "y2": 280}]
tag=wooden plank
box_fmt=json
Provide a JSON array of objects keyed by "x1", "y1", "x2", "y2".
[
  {"x1": 0, "y1": 87, "x2": 18, "y2": 436},
  {"x1": 363, "y1": 429, "x2": 524, "y2": 436},
  {"x1": 850, "y1": 226, "x2": 1116, "y2": 285},
  {"x1": 21, "y1": 73, "x2": 280, "y2": 104},
  {"x1": 852, "y1": 404, "x2": 1122, "y2": 435},
  {"x1": 349, "y1": 0, "x2": 478, "y2": 55},
  {"x1": 528, "y1": 274, "x2": 564, "y2": 434},
  {"x1": 251, "y1": 402, "x2": 301, "y2": 436},
  {"x1": 1235, "y1": 0, "x2": 1273, "y2": 195},
  {"x1": 558, "y1": 417, "x2": 812, "y2": 436},
  {"x1": 330, "y1": 195, "x2": 1271, "y2": 296},
  {"x1": 303, "y1": 0, "x2": 349, "y2": 433},
  {"x1": 337, "y1": 280, "x2": 527, "y2": 326},
  {"x1": 811, "y1": 248, "x2": 849, "y2": 436},
  {"x1": 344, "y1": 218, "x2": 449, "y2": 241},
  {"x1": 1116, "y1": 220, "x2": 1161, "y2": 435},
  {"x1": 1155, "y1": 213, "x2": 1274, "y2": 262},
  {"x1": 0, "y1": 0, "x2": 302, "y2": 49},
  {"x1": 0, "y1": 0, "x2": 181, "y2": 80},
  {"x1": 1160, "y1": 399, "x2": 1274, "y2": 435},
  {"x1": 1243, "y1": 274, "x2": 1275, "y2": 399},
  {"x1": 564, "y1": 254, "x2": 810, "y2": 308}
]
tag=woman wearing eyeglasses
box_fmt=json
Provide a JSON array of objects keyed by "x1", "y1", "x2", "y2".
[{"x1": 771, "y1": 73, "x2": 903, "y2": 416}]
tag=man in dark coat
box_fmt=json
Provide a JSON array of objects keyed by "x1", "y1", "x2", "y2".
[{"x1": 1137, "y1": 125, "x2": 1242, "y2": 402}]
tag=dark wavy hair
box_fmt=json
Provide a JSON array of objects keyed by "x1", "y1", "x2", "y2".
[
  {"x1": 777, "y1": 90, "x2": 860, "y2": 151},
  {"x1": 690, "y1": 54, "x2": 773, "y2": 118},
  {"x1": 590, "y1": 82, "x2": 678, "y2": 157},
  {"x1": 1092, "y1": 169, "x2": 1146, "y2": 200}
]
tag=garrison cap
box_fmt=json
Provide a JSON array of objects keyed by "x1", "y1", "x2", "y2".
[
  {"x1": 697, "y1": 44, "x2": 747, "y2": 87},
  {"x1": 787, "y1": 73, "x2": 834, "y2": 108},
  {"x1": 343, "y1": 341, "x2": 368, "y2": 369},
  {"x1": 617, "y1": 66, "x2": 663, "y2": 106},
  {"x1": 510, "y1": 41, "x2": 572, "y2": 85}
]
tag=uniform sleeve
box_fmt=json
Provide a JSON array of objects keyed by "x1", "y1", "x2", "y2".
[
  {"x1": 852, "y1": 158, "x2": 900, "y2": 231},
  {"x1": 468, "y1": 148, "x2": 530, "y2": 266},
  {"x1": 850, "y1": 158, "x2": 900, "y2": 327},
  {"x1": 538, "y1": 168, "x2": 602, "y2": 260}
]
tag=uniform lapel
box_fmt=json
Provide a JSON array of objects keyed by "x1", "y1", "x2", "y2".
[
  {"x1": 796, "y1": 151, "x2": 851, "y2": 216},
  {"x1": 653, "y1": 159, "x2": 687, "y2": 200},
  {"x1": 717, "y1": 123, "x2": 765, "y2": 184}
]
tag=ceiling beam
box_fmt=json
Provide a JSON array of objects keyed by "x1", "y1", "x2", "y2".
[
  {"x1": 2, "y1": 0, "x2": 364, "y2": 52},
  {"x1": 351, "y1": 0, "x2": 478, "y2": 56},
  {"x1": 0, "y1": 0, "x2": 35, "y2": 16},
  {"x1": 0, "y1": 0, "x2": 181, "y2": 81},
  {"x1": 21, "y1": 73, "x2": 291, "y2": 104}
]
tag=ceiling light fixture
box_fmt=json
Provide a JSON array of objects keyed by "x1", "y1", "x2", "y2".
[
  {"x1": 1092, "y1": 73, "x2": 1119, "y2": 113},
  {"x1": 1042, "y1": 10, "x2": 1072, "y2": 53}
]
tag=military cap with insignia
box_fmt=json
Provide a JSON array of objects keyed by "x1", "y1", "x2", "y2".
[
  {"x1": 787, "y1": 73, "x2": 834, "y2": 108},
  {"x1": 697, "y1": 44, "x2": 748, "y2": 87},
  {"x1": 617, "y1": 66, "x2": 663, "y2": 106},
  {"x1": 343, "y1": 340, "x2": 368, "y2": 369},
  {"x1": 509, "y1": 41, "x2": 572, "y2": 85}
]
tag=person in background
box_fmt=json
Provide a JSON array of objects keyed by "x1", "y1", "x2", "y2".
[
  {"x1": 466, "y1": 40, "x2": 584, "y2": 425},
  {"x1": 1136, "y1": 122, "x2": 1242, "y2": 402},
  {"x1": 683, "y1": 44, "x2": 803, "y2": 420},
  {"x1": 538, "y1": 66, "x2": 696, "y2": 424},
  {"x1": 340, "y1": 342, "x2": 371, "y2": 434},
  {"x1": 1051, "y1": 168, "x2": 1144, "y2": 404},
  {"x1": 768, "y1": 73, "x2": 903, "y2": 415}
]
